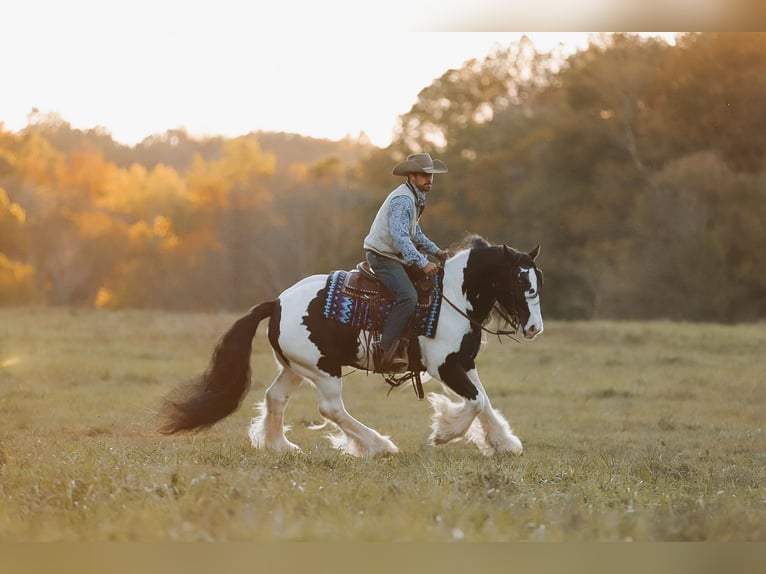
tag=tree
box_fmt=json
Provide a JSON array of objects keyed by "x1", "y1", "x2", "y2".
[
  {"x1": 652, "y1": 33, "x2": 766, "y2": 172},
  {"x1": 395, "y1": 36, "x2": 551, "y2": 153},
  {"x1": 630, "y1": 152, "x2": 766, "y2": 321}
]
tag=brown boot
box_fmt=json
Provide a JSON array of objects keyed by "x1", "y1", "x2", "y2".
[{"x1": 375, "y1": 338, "x2": 409, "y2": 373}]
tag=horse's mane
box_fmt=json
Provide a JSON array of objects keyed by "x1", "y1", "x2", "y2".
[{"x1": 448, "y1": 234, "x2": 492, "y2": 256}]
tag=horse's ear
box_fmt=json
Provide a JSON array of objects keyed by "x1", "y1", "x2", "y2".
[{"x1": 529, "y1": 245, "x2": 541, "y2": 261}]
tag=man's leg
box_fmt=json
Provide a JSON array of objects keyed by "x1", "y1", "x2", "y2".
[{"x1": 366, "y1": 251, "x2": 417, "y2": 370}]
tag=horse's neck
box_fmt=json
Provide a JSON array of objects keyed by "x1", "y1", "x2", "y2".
[{"x1": 442, "y1": 250, "x2": 470, "y2": 297}]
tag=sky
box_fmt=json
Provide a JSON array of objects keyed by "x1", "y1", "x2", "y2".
[{"x1": 1, "y1": 2, "x2": 681, "y2": 148}]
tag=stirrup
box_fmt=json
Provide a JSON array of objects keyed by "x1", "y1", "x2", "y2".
[{"x1": 375, "y1": 339, "x2": 408, "y2": 373}]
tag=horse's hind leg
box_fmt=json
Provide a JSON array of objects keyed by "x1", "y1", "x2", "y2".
[
  {"x1": 313, "y1": 376, "x2": 398, "y2": 458},
  {"x1": 249, "y1": 362, "x2": 303, "y2": 452}
]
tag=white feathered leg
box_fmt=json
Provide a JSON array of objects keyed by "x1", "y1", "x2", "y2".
[
  {"x1": 427, "y1": 389, "x2": 485, "y2": 446},
  {"x1": 464, "y1": 369, "x2": 523, "y2": 456},
  {"x1": 314, "y1": 376, "x2": 398, "y2": 458},
  {"x1": 249, "y1": 364, "x2": 303, "y2": 452}
]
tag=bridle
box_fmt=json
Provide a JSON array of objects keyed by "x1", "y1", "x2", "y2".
[
  {"x1": 441, "y1": 293, "x2": 521, "y2": 341},
  {"x1": 439, "y1": 262, "x2": 538, "y2": 343}
]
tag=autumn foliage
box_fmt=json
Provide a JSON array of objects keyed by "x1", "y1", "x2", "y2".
[{"x1": 1, "y1": 33, "x2": 764, "y2": 321}]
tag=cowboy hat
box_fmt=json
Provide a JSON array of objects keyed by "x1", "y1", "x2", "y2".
[{"x1": 392, "y1": 153, "x2": 448, "y2": 176}]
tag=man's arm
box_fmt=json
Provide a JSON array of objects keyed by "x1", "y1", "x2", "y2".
[
  {"x1": 413, "y1": 224, "x2": 440, "y2": 257},
  {"x1": 389, "y1": 196, "x2": 430, "y2": 268}
]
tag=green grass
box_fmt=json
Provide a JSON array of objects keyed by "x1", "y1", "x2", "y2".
[{"x1": 0, "y1": 308, "x2": 763, "y2": 541}]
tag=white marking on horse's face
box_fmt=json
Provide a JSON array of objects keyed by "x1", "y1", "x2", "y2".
[{"x1": 521, "y1": 268, "x2": 543, "y2": 340}]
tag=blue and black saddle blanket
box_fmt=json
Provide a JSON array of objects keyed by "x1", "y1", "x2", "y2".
[{"x1": 322, "y1": 264, "x2": 442, "y2": 338}]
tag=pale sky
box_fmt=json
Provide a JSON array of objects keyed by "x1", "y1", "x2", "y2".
[{"x1": 1, "y1": 2, "x2": 675, "y2": 148}]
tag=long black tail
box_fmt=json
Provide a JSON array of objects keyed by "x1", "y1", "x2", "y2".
[{"x1": 158, "y1": 301, "x2": 275, "y2": 434}]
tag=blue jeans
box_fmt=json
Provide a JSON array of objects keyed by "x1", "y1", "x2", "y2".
[{"x1": 365, "y1": 251, "x2": 418, "y2": 351}]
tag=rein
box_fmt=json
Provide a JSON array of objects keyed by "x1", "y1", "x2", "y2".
[{"x1": 440, "y1": 292, "x2": 521, "y2": 343}]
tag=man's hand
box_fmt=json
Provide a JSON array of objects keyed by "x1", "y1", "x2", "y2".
[
  {"x1": 436, "y1": 250, "x2": 447, "y2": 265},
  {"x1": 423, "y1": 262, "x2": 439, "y2": 276}
]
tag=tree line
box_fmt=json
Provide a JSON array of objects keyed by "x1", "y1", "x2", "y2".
[{"x1": 1, "y1": 32, "x2": 764, "y2": 321}]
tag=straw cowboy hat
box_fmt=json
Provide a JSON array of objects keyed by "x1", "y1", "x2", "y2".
[{"x1": 392, "y1": 153, "x2": 448, "y2": 176}]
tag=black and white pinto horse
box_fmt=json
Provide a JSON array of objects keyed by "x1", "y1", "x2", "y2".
[{"x1": 159, "y1": 235, "x2": 543, "y2": 458}]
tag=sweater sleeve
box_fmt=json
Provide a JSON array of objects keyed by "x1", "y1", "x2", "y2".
[
  {"x1": 414, "y1": 224, "x2": 440, "y2": 256},
  {"x1": 388, "y1": 196, "x2": 430, "y2": 268}
]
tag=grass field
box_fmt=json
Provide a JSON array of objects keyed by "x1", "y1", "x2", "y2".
[{"x1": 0, "y1": 308, "x2": 763, "y2": 541}]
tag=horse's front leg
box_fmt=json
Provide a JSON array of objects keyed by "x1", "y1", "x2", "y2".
[
  {"x1": 427, "y1": 355, "x2": 486, "y2": 446},
  {"x1": 464, "y1": 369, "x2": 523, "y2": 456}
]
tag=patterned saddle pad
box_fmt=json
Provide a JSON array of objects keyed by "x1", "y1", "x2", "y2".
[{"x1": 322, "y1": 262, "x2": 442, "y2": 338}]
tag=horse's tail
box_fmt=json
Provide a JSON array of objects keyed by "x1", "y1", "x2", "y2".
[{"x1": 158, "y1": 301, "x2": 275, "y2": 434}]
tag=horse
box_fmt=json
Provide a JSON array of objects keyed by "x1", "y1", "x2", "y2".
[{"x1": 158, "y1": 235, "x2": 544, "y2": 458}]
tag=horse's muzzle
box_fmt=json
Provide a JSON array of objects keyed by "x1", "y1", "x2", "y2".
[{"x1": 523, "y1": 323, "x2": 543, "y2": 339}]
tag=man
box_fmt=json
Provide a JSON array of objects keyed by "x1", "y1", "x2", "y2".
[{"x1": 363, "y1": 153, "x2": 448, "y2": 373}]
